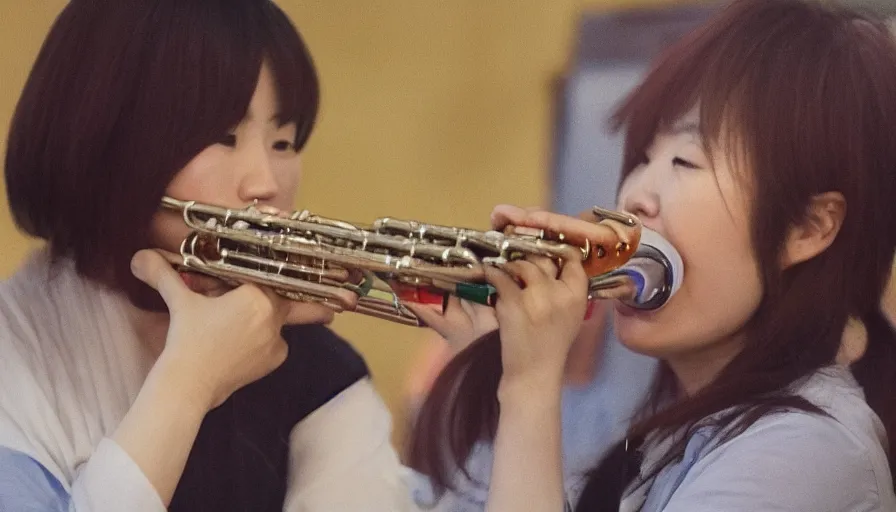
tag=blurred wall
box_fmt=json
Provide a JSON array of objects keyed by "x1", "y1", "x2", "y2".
[{"x1": 0, "y1": 0, "x2": 711, "y2": 446}]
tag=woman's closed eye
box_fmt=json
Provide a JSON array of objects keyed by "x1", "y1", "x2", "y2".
[
  {"x1": 672, "y1": 156, "x2": 701, "y2": 170},
  {"x1": 638, "y1": 154, "x2": 700, "y2": 170}
]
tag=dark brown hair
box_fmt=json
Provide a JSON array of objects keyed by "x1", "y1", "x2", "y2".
[
  {"x1": 407, "y1": 0, "x2": 896, "y2": 506},
  {"x1": 4, "y1": 0, "x2": 319, "y2": 305}
]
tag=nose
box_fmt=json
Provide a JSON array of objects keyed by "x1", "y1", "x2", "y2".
[
  {"x1": 619, "y1": 166, "x2": 660, "y2": 221},
  {"x1": 237, "y1": 140, "x2": 279, "y2": 204}
]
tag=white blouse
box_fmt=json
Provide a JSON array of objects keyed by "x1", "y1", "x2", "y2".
[{"x1": 0, "y1": 250, "x2": 418, "y2": 511}]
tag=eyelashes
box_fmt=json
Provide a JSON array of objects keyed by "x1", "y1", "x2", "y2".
[
  {"x1": 672, "y1": 157, "x2": 699, "y2": 169},
  {"x1": 272, "y1": 140, "x2": 296, "y2": 152},
  {"x1": 638, "y1": 153, "x2": 701, "y2": 170},
  {"x1": 216, "y1": 134, "x2": 297, "y2": 153}
]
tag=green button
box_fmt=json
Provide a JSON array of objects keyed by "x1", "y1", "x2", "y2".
[{"x1": 455, "y1": 282, "x2": 497, "y2": 306}]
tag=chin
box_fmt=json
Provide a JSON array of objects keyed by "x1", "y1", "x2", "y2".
[{"x1": 612, "y1": 306, "x2": 678, "y2": 358}]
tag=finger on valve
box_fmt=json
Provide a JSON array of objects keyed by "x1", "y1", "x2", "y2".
[
  {"x1": 404, "y1": 302, "x2": 454, "y2": 332},
  {"x1": 404, "y1": 298, "x2": 487, "y2": 352},
  {"x1": 496, "y1": 260, "x2": 550, "y2": 291},
  {"x1": 525, "y1": 254, "x2": 560, "y2": 278},
  {"x1": 491, "y1": 205, "x2": 631, "y2": 257},
  {"x1": 489, "y1": 204, "x2": 546, "y2": 230},
  {"x1": 490, "y1": 204, "x2": 534, "y2": 231},
  {"x1": 558, "y1": 254, "x2": 588, "y2": 291},
  {"x1": 483, "y1": 264, "x2": 526, "y2": 305}
]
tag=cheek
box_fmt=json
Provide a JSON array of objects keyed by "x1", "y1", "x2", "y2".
[
  {"x1": 165, "y1": 146, "x2": 231, "y2": 203},
  {"x1": 151, "y1": 146, "x2": 227, "y2": 251},
  {"x1": 615, "y1": 200, "x2": 762, "y2": 355},
  {"x1": 148, "y1": 210, "x2": 191, "y2": 253},
  {"x1": 271, "y1": 158, "x2": 303, "y2": 210},
  {"x1": 678, "y1": 235, "x2": 762, "y2": 328}
]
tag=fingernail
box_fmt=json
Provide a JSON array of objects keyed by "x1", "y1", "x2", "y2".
[{"x1": 130, "y1": 256, "x2": 143, "y2": 279}]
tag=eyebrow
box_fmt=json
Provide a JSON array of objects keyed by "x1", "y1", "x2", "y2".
[
  {"x1": 241, "y1": 112, "x2": 289, "y2": 124},
  {"x1": 669, "y1": 121, "x2": 700, "y2": 135}
]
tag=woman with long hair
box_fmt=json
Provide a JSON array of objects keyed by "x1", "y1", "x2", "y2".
[
  {"x1": 408, "y1": 0, "x2": 896, "y2": 509},
  {"x1": 0, "y1": 1, "x2": 413, "y2": 510}
]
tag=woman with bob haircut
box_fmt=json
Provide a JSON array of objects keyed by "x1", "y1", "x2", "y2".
[
  {"x1": 0, "y1": 1, "x2": 415, "y2": 511},
  {"x1": 406, "y1": 0, "x2": 896, "y2": 510}
]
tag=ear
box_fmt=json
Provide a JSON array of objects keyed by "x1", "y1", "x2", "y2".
[{"x1": 780, "y1": 191, "x2": 846, "y2": 269}]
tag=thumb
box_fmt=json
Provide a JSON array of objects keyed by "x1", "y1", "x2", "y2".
[{"x1": 130, "y1": 249, "x2": 190, "y2": 308}]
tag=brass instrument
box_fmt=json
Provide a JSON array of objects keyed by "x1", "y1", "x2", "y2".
[{"x1": 159, "y1": 196, "x2": 647, "y2": 326}]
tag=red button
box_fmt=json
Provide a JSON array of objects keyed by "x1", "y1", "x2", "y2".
[{"x1": 393, "y1": 283, "x2": 445, "y2": 305}]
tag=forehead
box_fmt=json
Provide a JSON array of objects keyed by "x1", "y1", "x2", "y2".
[
  {"x1": 649, "y1": 126, "x2": 704, "y2": 154},
  {"x1": 245, "y1": 64, "x2": 284, "y2": 118},
  {"x1": 664, "y1": 108, "x2": 702, "y2": 141}
]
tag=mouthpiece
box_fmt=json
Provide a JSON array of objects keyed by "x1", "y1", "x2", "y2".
[{"x1": 588, "y1": 227, "x2": 683, "y2": 311}]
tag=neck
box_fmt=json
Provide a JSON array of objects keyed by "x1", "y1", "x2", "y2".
[{"x1": 667, "y1": 335, "x2": 743, "y2": 396}]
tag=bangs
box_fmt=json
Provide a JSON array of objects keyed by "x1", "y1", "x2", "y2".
[
  {"x1": 260, "y1": 3, "x2": 321, "y2": 150},
  {"x1": 136, "y1": 0, "x2": 320, "y2": 157},
  {"x1": 608, "y1": 0, "x2": 874, "y2": 188}
]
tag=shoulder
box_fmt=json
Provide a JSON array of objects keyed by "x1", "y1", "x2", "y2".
[
  {"x1": 282, "y1": 377, "x2": 417, "y2": 512},
  {"x1": 708, "y1": 408, "x2": 884, "y2": 472},
  {"x1": 656, "y1": 373, "x2": 893, "y2": 511}
]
